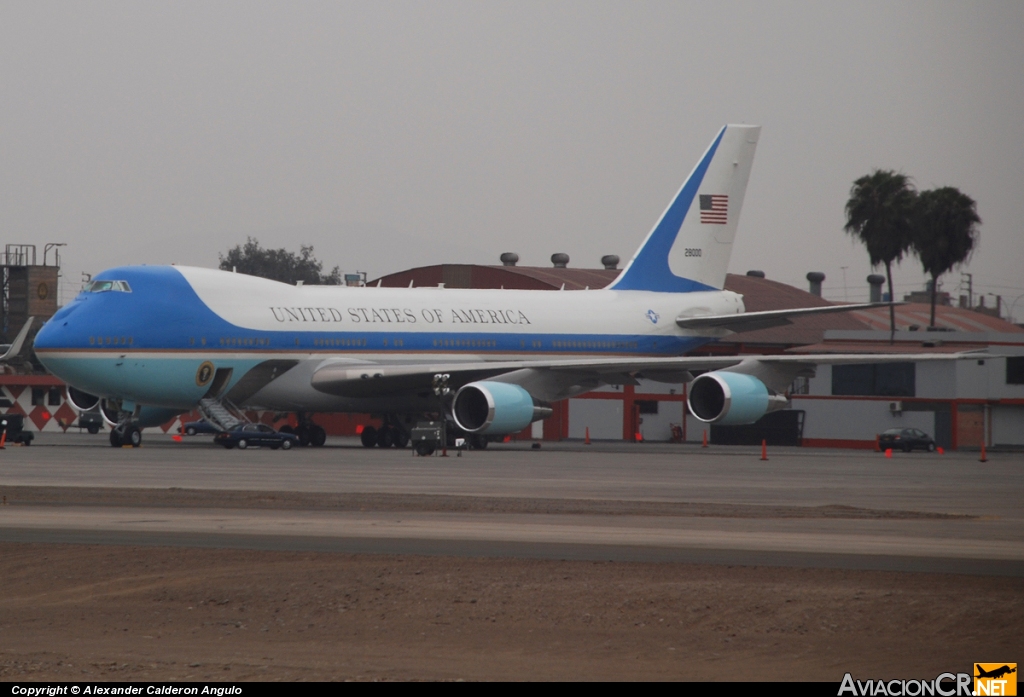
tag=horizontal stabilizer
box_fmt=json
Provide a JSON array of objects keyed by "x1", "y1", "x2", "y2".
[{"x1": 675, "y1": 303, "x2": 898, "y2": 333}]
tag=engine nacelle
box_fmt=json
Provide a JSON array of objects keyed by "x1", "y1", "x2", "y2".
[
  {"x1": 452, "y1": 381, "x2": 552, "y2": 435},
  {"x1": 66, "y1": 386, "x2": 100, "y2": 412},
  {"x1": 687, "y1": 371, "x2": 788, "y2": 425}
]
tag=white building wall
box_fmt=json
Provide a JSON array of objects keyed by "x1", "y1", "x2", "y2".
[
  {"x1": 916, "y1": 361, "x2": 954, "y2": 399},
  {"x1": 807, "y1": 365, "x2": 832, "y2": 396},
  {"x1": 992, "y1": 406, "x2": 1024, "y2": 446},
  {"x1": 795, "y1": 398, "x2": 933, "y2": 441},
  {"x1": 567, "y1": 399, "x2": 622, "y2": 440},
  {"x1": 636, "y1": 400, "x2": 685, "y2": 442}
]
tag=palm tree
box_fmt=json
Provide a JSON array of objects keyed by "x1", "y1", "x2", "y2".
[
  {"x1": 912, "y1": 187, "x2": 981, "y2": 328},
  {"x1": 844, "y1": 170, "x2": 916, "y2": 341}
]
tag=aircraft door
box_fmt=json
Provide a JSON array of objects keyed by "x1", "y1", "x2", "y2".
[{"x1": 203, "y1": 368, "x2": 234, "y2": 400}]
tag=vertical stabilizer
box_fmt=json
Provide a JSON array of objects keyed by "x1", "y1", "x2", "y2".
[{"x1": 610, "y1": 125, "x2": 760, "y2": 292}]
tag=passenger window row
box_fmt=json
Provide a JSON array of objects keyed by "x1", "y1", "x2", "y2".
[{"x1": 89, "y1": 336, "x2": 132, "y2": 346}]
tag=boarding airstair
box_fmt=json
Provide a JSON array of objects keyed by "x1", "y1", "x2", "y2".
[{"x1": 197, "y1": 397, "x2": 248, "y2": 432}]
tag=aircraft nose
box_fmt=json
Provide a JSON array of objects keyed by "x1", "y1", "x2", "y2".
[
  {"x1": 33, "y1": 318, "x2": 59, "y2": 349},
  {"x1": 34, "y1": 302, "x2": 82, "y2": 350}
]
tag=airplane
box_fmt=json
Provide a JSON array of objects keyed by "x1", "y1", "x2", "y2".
[
  {"x1": 975, "y1": 665, "x2": 1016, "y2": 680},
  {"x1": 33, "y1": 125, "x2": 965, "y2": 449}
]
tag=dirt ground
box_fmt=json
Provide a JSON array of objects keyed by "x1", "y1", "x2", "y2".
[{"x1": 0, "y1": 542, "x2": 1019, "y2": 682}]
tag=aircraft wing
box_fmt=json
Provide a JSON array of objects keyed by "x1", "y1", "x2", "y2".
[
  {"x1": 675, "y1": 303, "x2": 896, "y2": 332},
  {"x1": 310, "y1": 351, "x2": 981, "y2": 399},
  {"x1": 0, "y1": 317, "x2": 34, "y2": 362}
]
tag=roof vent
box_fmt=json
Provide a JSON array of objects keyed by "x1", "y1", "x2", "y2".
[
  {"x1": 746, "y1": 270, "x2": 765, "y2": 278},
  {"x1": 601, "y1": 254, "x2": 620, "y2": 270},
  {"x1": 551, "y1": 253, "x2": 569, "y2": 268},
  {"x1": 867, "y1": 274, "x2": 885, "y2": 303},
  {"x1": 499, "y1": 252, "x2": 519, "y2": 267},
  {"x1": 806, "y1": 271, "x2": 825, "y2": 297}
]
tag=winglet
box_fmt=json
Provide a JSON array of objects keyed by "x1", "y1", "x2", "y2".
[
  {"x1": 0, "y1": 317, "x2": 34, "y2": 362},
  {"x1": 610, "y1": 125, "x2": 760, "y2": 293}
]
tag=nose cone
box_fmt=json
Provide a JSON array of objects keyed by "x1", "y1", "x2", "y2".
[
  {"x1": 33, "y1": 301, "x2": 82, "y2": 351},
  {"x1": 33, "y1": 317, "x2": 61, "y2": 351}
]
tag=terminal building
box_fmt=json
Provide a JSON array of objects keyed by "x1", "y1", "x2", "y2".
[{"x1": 4, "y1": 250, "x2": 1023, "y2": 450}]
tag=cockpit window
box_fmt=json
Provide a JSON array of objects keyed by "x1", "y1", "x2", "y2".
[{"x1": 84, "y1": 280, "x2": 132, "y2": 293}]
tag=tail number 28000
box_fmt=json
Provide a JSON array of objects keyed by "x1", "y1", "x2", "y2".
[{"x1": 684, "y1": 248, "x2": 702, "y2": 257}]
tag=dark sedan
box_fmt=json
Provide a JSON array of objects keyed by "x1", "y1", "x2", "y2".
[
  {"x1": 878, "y1": 427, "x2": 936, "y2": 452},
  {"x1": 181, "y1": 419, "x2": 220, "y2": 436},
  {"x1": 214, "y1": 423, "x2": 299, "y2": 450}
]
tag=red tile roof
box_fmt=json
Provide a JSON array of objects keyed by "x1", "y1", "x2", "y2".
[{"x1": 851, "y1": 303, "x2": 1023, "y2": 333}]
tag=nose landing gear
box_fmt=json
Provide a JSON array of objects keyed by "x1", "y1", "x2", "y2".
[{"x1": 109, "y1": 423, "x2": 142, "y2": 447}]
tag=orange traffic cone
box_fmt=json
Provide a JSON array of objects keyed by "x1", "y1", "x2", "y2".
[
  {"x1": 760, "y1": 439, "x2": 768, "y2": 461},
  {"x1": 635, "y1": 431, "x2": 643, "y2": 442},
  {"x1": 585, "y1": 427, "x2": 591, "y2": 445},
  {"x1": 0, "y1": 427, "x2": 6, "y2": 450},
  {"x1": 885, "y1": 448, "x2": 892, "y2": 458},
  {"x1": 702, "y1": 430, "x2": 708, "y2": 448},
  {"x1": 980, "y1": 440, "x2": 987, "y2": 463}
]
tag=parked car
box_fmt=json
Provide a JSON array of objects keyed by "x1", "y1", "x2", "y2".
[
  {"x1": 181, "y1": 419, "x2": 222, "y2": 436},
  {"x1": 214, "y1": 423, "x2": 298, "y2": 450},
  {"x1": 879, "y1": 427, "x2": 936, "y2": 452}
]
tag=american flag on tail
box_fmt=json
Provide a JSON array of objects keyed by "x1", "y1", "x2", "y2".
[{"x1": 699, "y1": 194, "x2": 728, "y2": 224}]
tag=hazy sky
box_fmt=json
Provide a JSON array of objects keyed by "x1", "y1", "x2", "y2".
[{"x1": 3, "y1": 2, "x2": 1022, "y2": 316}]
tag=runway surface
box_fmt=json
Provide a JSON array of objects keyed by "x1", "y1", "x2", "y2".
[{"x1": 1, "y1": 434, "x2": 1021, "y2": 575}]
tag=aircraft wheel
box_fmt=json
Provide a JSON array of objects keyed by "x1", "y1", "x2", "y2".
[
  {"x1": 281, "y1": 439, "x2": 293, "y2": 450},
  {"x1": 393, "y1": 430, "x2": 410, "y2": 449},
  {"x1": 377, "y1": 428, "x2": 394, "y2": 448},
  {"x1": 309, "y1": 425, "x2": 327, "y2": 447},
  {"x1": 415, "y1": 442, "x2": 435, "y2": 456},
  {"x1": 109, "y1": 429, "x2": 123, "y2": 447},
  {"x1": 237, "y1": 439, "x2": 248, "y2": 450},
  {"x1": 360, "y1": 426, "x2": 378, "y2": 448},
  {"x1": 296, "y1": 425, "x2": 311, "y2": 447},
  {"x1": 88, "y1": 424, "x2": 100, "y2": 435},
  {"x1": 469, "y1": 434, "x2": 488, "y2": 450},
  {"x1": 124, "y1": 426, "x2": 142, "y2": 448}
]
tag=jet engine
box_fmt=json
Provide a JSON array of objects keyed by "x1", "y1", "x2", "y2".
[
  {"x1": 687, "y1": 371, "x2": 788, "y2": 425},
  {"x1": 66, "y1": 386, "x2": 100, "y2": 412},
  {"x1": 452, "y1": 381, "x2": 552, "y2": 434}
]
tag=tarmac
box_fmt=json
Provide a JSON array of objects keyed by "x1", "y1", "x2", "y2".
[{"x1": 1, "y1": 433, "x2": 1021, "y2": 576}]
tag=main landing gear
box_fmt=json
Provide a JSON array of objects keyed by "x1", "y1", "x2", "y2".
[
  {"x1": 360, "y1": 416, "x2": 411, "y2": 449},
  {"x1": 278, "y1": 413, "x2": 327, "y2": 447}
]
